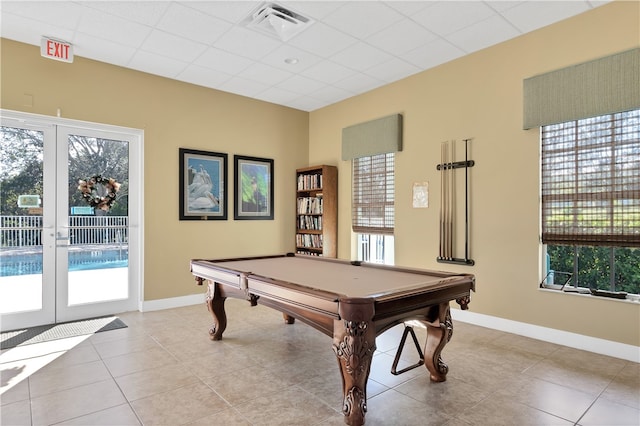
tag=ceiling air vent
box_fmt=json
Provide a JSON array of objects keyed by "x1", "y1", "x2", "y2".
[{"x1": 245, "y1": 3, "x2": 314, "y2": 42}]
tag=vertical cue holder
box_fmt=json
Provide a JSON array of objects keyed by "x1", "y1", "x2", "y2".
[{"x1": 436, "y1": 138, "x2": 475, "y2": 266}]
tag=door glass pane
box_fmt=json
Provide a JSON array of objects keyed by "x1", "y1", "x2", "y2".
[
  {"x1": 66, "y1": 134, "x2": 129, "y2": 306},
  {"x1": 0, "y1": 126, "x2": 45, "y2": 313}
]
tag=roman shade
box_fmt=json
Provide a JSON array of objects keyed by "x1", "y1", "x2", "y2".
[
  {"x1": 523, "y1": 48, "x2": 640, "y2": 129},
  {"x1": 342, "y1": 114, "x2": 403, "y2": 160}
]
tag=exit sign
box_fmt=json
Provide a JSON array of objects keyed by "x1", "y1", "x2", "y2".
[{"x1": 41, "y1": 36, "x2": 73, "y2": 63}]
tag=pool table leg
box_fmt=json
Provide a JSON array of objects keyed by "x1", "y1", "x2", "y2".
[
  {"x1": 423, "y1": 302, "x2": 453, "y2": 382},
  {"x1": 332, "y1": 299, "x2": 376, "y2": 426},
  {"x1": 205, "y1": 282, "x2": 227, "y2": 341}
]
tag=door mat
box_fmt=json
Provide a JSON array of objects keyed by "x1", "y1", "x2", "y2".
[{"x1": 0, "y1": 316, "x2": 127, "y2": 349}]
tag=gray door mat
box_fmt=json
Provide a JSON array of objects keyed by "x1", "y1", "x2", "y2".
[{"x1": 1, "y1": 316, "x2": 127, "y2": 349}]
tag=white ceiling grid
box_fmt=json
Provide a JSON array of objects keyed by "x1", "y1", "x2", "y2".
[{"x1": 0, "y1": 1, "x2": 609, "y2": 111}]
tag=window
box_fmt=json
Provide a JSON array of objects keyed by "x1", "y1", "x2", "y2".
[
  {"x1": 542, "y1": 109, "x2": 640, "y2": 294},
  {"x1": 352, "y1": 152, "x2": 394, "y2": 264}
]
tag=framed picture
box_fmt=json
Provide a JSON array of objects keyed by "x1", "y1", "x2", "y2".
[
  {"x1": 179, "y1": 148, "x2": 227, "y2": 220},
  {"x1": 234, "y1": 155, "x2": 274, "y2": 220}
]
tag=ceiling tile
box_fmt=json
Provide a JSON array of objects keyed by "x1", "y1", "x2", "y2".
[
  {"x1": 275, "y1": 74, "x2": 326, "y2": 95},
  {"x1": 285, "y1": 94, "x2": 327, "y2": 111},
  {"x1": 258, "y1": 44, "x2": 323, "y2": 72},
  {"x1": 500, "y1": 1, "x2": 591, "y2": 33},
  {"x1": 400, "y1": 38, "x2": 466, "y2": 70},
  {"x1": 2, "y1": 1, "x2": 84, "y2": 31},
  {"x1": 309, "y1": 85, "x2": 354, "y2": 103},
  {"x1": 140, "y1": 30, "x2": 208, "y2": 63},
  {"x1": 177, "y1": 64, "x2": 233, "y2": 89},
  {"x1": 83, "y1": 1, "x2": 170, "y2": 26},
  {"x1": 333, "y1": 72, "x2": 385, "y2": 93},
  {"x1": 213, "y1": 26, "x2": 281, "y2": 60},
  {"x1": 287, "y1": 22, "x2": 358, "y2": 58},
  {"x1": 128, "y1": 50, "x2": 189, "y2": 79},
  {"x1": 322, "y1": 2, "x2": 405, "y2": 39},
  {"x1": 330, "y1": 41, "x2": 394, "y2": 72},
  {"x1": 412, "y1": 1, "x2": 497, "y2": 36},
  {"x1": 280, "y1": 1, "x2": 347, "y2": 21},
  {"x1": 485, "y1": 1, "x2": 525, "y2": 13},
  {"x1": 186, "y1": 1, "x2": 259, "y2": 25},
  {"x1": 366, "y1": 18, "x2": 439, "y2": 56},
  {"x1": 298, "y1": 60, "x2": 358, "y2": 85},
  {"x1": 219, "y1": 76, "x2": 270, "y2": 98},
  {"x1": 77, "y1": 8, "x2": 153, "y2": 48},
  {"x1": 383, "y1": 1, "x2": 433, "y2": 16},
  {"x1": 364, "y1": 57, "x2": 422, "y2": 83},
  {"x1": 155, "y1": 2, "x2": 233, "y2": 45},
  {"x1": 192, "y1": 47, "x2": 253, "y2": 75},
  {"x1": 254, "y1": 86, "x2": 301, "y2": 105},
  {"x1": 1, "y1": 13, "x2": 75, "y2": 46},
  {"x1": 72, "y1": 33, "x2": 137, "y2": 67},
  {"x1": 237, "y1": 62, "x2": 293, "y2": 86},
  {"x1": 447, "y1": 15, "x2": 521, "y2": 53}
]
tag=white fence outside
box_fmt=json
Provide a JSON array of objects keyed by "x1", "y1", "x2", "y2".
[{"x1": 0, "y1": 215, "x2": 128, "y2": 248}]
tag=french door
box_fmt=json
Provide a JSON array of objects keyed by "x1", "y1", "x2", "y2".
[{"x1": 0, "y1": 110, "x2": 142, "y2": 331}]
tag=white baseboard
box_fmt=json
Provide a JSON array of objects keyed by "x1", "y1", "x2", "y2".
[
  {"x1": 452, "y1": 309, "x2": 640, "y2": 363},
  {"x1": 138, "y1": 294, "x2": 639, "y2": 363},
  {"x1": 140, "y1": 293, "x2": 203, "y2": 312}
]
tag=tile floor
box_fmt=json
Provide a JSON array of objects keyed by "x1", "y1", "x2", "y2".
[{"x1": 1, "y1": 298, "x2": 639, "y2": 425}]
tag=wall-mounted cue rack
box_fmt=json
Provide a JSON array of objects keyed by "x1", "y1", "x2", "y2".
[{"x1": 436, "y1": 138, "x2": 475, "y2": 266}]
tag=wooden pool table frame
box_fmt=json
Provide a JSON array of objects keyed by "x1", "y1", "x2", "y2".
[{"x1": 191, "y1": 254, "x2": 475, "y2": 426}]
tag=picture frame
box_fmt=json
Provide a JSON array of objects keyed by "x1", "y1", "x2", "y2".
[
  {"x1": 234, "y1": 155, "x2": 274, "y2": 220},
  {"x1": 179, "y1": 148, "x2": 227, "y2": 220}
]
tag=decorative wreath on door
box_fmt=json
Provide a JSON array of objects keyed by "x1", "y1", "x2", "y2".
[{"x1": 77, "y1": 175, "x2": 121, "y2": 211}]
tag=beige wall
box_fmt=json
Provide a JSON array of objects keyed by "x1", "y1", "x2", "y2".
[
  {"x1": 309, "y1": 1, "x2": 640, "y2": 347},
  {"x1": 2, "y1": 1, "x2": 638, "y2": 348},
  {"x1": 1, "y1": 38, "x2": 309, "y2": 301}
]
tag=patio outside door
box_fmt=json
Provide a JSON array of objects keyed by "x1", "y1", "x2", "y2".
[{"x1": 0, "y1": 111, "x2": 141, "y2": 331}]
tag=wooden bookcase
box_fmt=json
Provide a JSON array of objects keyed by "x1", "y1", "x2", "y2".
[{"x1": 295, "y1": 165, "x2": 337, "y2": 257}]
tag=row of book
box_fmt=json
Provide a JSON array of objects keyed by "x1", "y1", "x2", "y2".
[
  {"x1": 297, "y1": 196, "x2": 323, "y2": 214},
  {"x1": 296, "y1": 233, "x2": 323, "y2": 248},
  {"x1": 296, "y1": 249, "x2": 323, "y2": 256},
  {"x1": 298, "y1": 215, "x2": 322, "y2": 230},
  {"x1": 297, "y1": 173, "x2": 323, "y2": 191}
]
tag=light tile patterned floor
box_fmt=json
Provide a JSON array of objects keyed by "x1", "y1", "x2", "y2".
[{"x1": 1, "y1": 298, "x2": 639, "y2": 425}]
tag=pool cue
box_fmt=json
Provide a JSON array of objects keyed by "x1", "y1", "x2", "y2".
[
  {"x1": 439, "y1": 142, "x2": 445, "y2": 259},
  {"x1": 443, "y1": 141, "x2": 449, "y2": 259},
  {"x1": 464, "y1": 139, "x2": 470, "y2": 262},
  {"x1": 450, "y1": 140, "x2": 456, "y2": 259}
]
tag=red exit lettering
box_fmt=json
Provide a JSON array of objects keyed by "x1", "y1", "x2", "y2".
[
  {"x1": 47, "y1": 40, "x2": 69, "y2": 60},
  {"x1": 40, "y1": 37, "x2": 74, "y2": 63}
]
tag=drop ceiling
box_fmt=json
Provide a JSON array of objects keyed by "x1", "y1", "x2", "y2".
[{"x1": 1, "y1": 1, "x2": 610, "y2": 112}]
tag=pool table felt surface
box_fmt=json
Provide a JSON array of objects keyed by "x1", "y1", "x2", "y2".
[{"x1": 195, "y1": 255, "x2": 472, "y2": 299}]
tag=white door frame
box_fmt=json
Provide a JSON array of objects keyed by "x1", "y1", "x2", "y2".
[{"x1": 1, "y1": 109, "x2": 144, "y2": 329}]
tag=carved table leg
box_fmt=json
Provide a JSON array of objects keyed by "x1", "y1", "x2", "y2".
[
  {"x1": 332, "y1": 298, "x2": 376, "y2": 426},
  {"x1": 205, "y1": 281, "x2": 227, "y2": 341},
  {"x1": 423, "y1": 302, "x2": 453, "y2": 382}
]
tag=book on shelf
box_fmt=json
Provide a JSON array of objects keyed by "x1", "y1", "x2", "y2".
[
  {"x1": 297, "y1": 196, "x2": 323, "y2": 214},
  {"x1": 297, "y1": 173, "x2": 323, "y2": 191}
]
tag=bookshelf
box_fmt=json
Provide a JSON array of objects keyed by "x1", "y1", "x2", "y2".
[{"x1": 296, "y1": 165, "x2": 337, "y2": 257}]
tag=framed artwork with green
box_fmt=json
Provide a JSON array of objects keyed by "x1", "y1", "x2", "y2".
[{"x1": 234, "y1": 155, "x2": 274, "y2": 220}]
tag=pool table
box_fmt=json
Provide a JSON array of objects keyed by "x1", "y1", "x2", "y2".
[{"x1": 191, "y1": 254, "x2": 475, "y2": 426}]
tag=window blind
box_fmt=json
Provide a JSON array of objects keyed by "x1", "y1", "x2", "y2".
[
  {"x1": 352, "y1": 153, "x2": 395, "y2": 235},
  {"x1": 541, "y1": 109, "x2": 640, "y2": 247}
]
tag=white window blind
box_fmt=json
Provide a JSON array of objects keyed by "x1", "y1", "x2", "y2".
[
  {"x1": 352, "y1": 153, "x2": 394, "y2": 235},
  {"x1": 541, "y1": 109, "x2": 640, "y2": 247}
]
